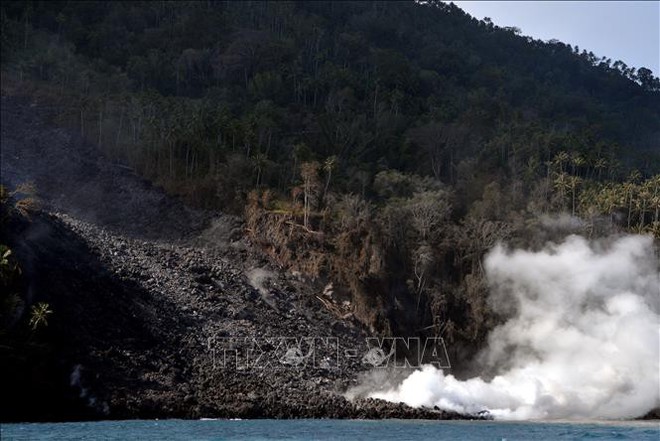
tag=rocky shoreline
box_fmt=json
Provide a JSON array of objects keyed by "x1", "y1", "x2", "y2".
[
  {"x1": 2, "y1": 209, "x2": 478, "y2": 421},
  {"x1": 1, "y1": 93, "x2": 484, "y2": 422}
]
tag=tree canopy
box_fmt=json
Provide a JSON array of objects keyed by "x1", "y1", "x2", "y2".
[{"x1": 2, "y1": 0, "x2": 658, "y2": 348}]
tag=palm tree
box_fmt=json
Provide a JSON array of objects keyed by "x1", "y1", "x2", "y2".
[
  {"x1": 636, "y1": 182, "x2": 652, "y2": 231},
  {"x1": 553, "y1": 172, "x2": 570, "y2": 211},
  {"x1": 593, "y1": 157, "x2": 607, "y2": 181},
  {"x1": 300, "y1": 162, "x2": 320, "y2": 229},
  {"x1": 570, "y1": 153, "x2": 585, "y2": 177},
  {"x1": 649, "y1": 176, "x2": 660, "y2": 224},
  {"x1": 322, "y1": 155, "x2": 337, "y2": 205},
  {"x1": 29, "y1": 302, "x2": 53, "y2": 331},
  {"x1": 622, "y1": 181, "x2": 638, "y2": 229},
  {"x1": 553, "y1": 151, "x2": 569, "y2": 174},
  {"x1": 253, "y1": 152, "x2": 268, "y2": 188},
  {"x1": 568, "y1": 175, "x2": 582, "y2": 216}
]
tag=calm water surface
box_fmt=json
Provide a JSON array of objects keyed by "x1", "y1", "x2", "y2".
[{"x1": 2, "y1": 419, "x2": 659, "y2": 440}]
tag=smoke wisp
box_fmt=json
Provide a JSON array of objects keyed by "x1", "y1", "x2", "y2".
[{"x1": 366, "y1": 235, "x2": 660, "y2": 420}]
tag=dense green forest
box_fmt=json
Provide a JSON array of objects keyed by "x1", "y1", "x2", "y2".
[{"x1": 1, "y1": 1, "x2": 659, "y2": 350}]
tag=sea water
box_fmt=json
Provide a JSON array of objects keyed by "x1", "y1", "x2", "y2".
[{"x1": 2, "y1": 419, "x2": 659, "y2": 440}]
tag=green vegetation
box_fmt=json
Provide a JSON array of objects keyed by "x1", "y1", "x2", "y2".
[
  {"x1": 0, "y1": 243, "x2": 23, "y2": 328},
  {"x1": 1, "y1": 1, "x2": 658, "y2": 343},
  {"x1": 28, "y1": 302, "x2": 53, "y2": 331},
  {"x1": 0, "y1": 183, "x2": 50, "y2": 337}
]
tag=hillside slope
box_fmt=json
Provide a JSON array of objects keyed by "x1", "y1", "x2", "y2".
[
  {"x1": 1, "y1": 0, "x2": 658, "y2": 419},
  {"x1": 0, "y1": 94, "x2": 466, "y2": 421}
]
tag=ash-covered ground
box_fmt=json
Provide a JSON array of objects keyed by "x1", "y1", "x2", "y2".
[{"x1": 1, "y1": 94, "x2": 469, "y2": 421}]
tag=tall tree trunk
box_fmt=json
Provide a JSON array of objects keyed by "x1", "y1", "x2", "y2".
[
  {"x1": 323, "y1": 171, "x2": 332, "y2": 205},
  {"x1": 169, "y1": 141, "x2": 174, "y2": 179},
  {"x1": 572, "y1": 184, "x2": 576, "y2": 216},
  {"x1": 303, "y1": 188, "x2": 309, "y2": 229},
  {"x1": 185, "y1": 146, "x2": 190, "y2": 178},
  {"x1": 627, "y1": 190, "x2": 633, "y2": 229},
  {"x1": 23, "y1": 10, "x2": 29, "y2": 50},
  {"x1": 80, "y1": 108, "x2": 84, "y2": 137},
  {"x1": 116, "y1": 107, "x2": 124, "y2": 148},
  {"x1": 638, "y1": 200, "x2": 646, "y2": 230},
  {"x1": 98, "y1": 108, "x2": 103, "y2": 148}
]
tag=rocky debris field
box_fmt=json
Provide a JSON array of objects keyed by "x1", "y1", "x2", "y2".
[{"x1": 1, "y1": 93, "x2": 474, "y2": 421}]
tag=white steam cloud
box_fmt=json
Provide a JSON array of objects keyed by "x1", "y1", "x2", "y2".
[
  {"x1": 368, "y1": 235, "x2": 660, "y2": 420},
  {"x1": 246, "y1": 267, "x2": 273, "y2": 295}
]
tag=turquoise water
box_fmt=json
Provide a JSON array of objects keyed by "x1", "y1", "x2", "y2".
[{"x1": 2, "y1": 419, "x2": 659, "y2": 440}]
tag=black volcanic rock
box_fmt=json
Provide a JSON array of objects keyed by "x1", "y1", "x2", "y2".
[{"x1": 0, "y1": 95, "x2": 477, "y2": 422}]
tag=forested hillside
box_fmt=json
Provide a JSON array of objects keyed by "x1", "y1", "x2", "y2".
[{"x1": 2, "y1": 1, "x2": 659, "y2": 355}]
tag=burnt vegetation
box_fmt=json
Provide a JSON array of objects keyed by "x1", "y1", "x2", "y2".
[{"x1": 0, "y1": 0, "x2": 659, "y2": 419}]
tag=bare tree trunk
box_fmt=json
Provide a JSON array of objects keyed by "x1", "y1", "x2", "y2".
[
  {"x1": 185, "y1": 146, "x2": 190, "y2": 178},
  {"x1": 572, "y1": 185, "x2": 576, "y2": 216},
  {"x1": 654, "y1": 182, "x2": 659, "y2": 223},
  {"x1": 116, "y1": 107, "x2": 124, "y2": 148},
  {"x1": 638, "y1": 200, "x2": 646, "y2": 230},
  {"x1": 169, "y1": 141, "x2": 174, "y2": 179},
  {"x1": 136, "y1": 112, "x2": 143, "y2": 144},
  {"x1": 98, "y1": 108, "x2": 103, "y2": 148},
  {"x1": 627, "y1": 191, "x2": 633, "y2": 229},
  {"x1": 323, "y1": 170, "x2": 332, "y2": 205},
  {"x1": 303, "y1": 187, "x2": 309, "y2": 228},
  {"x1": 23, "y1": 10, "x2": 29, "y2": 50}
]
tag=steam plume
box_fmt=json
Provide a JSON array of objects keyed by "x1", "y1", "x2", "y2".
[{"x1": 368, "y1": 235, "x2": 660, "y2": 420}]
